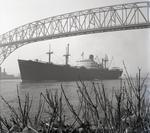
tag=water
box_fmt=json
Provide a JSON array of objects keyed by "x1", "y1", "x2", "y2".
[{"x1": 0, "y1": 79, "x2": 150, "y2": 120}]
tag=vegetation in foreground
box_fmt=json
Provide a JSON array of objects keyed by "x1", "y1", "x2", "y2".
[{"x1": 0, "y1": 67, "x2": 149, "y2": 133}]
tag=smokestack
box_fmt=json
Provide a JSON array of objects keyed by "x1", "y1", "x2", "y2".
[{"x1": 89, "y1": 54, "x2": 94, "y2": 61}]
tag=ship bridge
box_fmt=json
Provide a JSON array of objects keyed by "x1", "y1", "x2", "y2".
[{"x1": 0, "y1": 1, "x2": 150, "y2": 65}]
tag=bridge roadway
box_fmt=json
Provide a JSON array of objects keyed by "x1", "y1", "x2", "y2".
[{"x1": 0, "y1": 1, "x2": 150, "y2": 64}]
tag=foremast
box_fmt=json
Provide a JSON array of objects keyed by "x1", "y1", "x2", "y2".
[{"x1": 46, "y1": 44, "x2": 53, "y2": 63}]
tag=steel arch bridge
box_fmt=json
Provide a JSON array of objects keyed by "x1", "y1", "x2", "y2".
[{"x1": 0, "y1": 1, "x2": 150, "y2": 65}]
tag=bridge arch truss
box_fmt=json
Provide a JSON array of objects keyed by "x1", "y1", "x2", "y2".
[{"x1": 0, "y1": 1, "x2": 150, "y2": 64}]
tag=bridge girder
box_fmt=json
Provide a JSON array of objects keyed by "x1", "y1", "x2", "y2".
[{"x1": 0, "y1": 1, "x2": 150, "y2": 65}]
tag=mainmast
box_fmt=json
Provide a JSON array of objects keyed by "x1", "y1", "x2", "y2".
[
  {"x1": 46, "y1": 44, "x2": 53, "y2": 63},
  {"x1": 63, "y1": 44, "x2": 70, "y2": 65}
]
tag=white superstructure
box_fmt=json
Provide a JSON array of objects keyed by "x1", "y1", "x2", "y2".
[{"x1": 76, "y1": 55, "x2": 100, "y2": 69}]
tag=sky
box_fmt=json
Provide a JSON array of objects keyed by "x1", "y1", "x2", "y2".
[{"x1": 0, "y1": 0, "x2": 150, "y2": 76}]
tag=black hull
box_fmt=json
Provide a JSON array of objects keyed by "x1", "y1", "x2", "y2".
[{"x1": 18, "y1": 59, "x2": 123, "y2": 82}]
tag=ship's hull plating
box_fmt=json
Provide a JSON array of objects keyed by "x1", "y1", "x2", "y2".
[{"x1": 18, "y1": 59, "x2": 123, "y2": 82}]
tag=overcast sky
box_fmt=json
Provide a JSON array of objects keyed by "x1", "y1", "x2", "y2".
[{"x1": 0, "y1": 0, "x2": 150, "y2": 76}]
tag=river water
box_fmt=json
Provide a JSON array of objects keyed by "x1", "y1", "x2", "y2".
[{"x1": 0, "y1": 79, "x2": 150, "y2": 121}]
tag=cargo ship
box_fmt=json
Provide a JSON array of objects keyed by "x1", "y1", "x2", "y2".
[{"x1": 18, "y1": 44, "x2": 123, "y2": 82}]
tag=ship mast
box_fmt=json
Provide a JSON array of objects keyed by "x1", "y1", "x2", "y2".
[
  {"x1": 63, "y1": 44, "x2": 70, "y2": 65},
  {"x1": 103, "y1": 54, "x2": 108, "y2": 69},
  {"x1": 46, "y1": 44, "x2": 53, "y2": 63}
]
